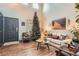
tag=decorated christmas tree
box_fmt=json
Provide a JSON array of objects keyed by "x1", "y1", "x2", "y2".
[{"x1": 31, "y1": 12, "x2": 41, "y2": 41}]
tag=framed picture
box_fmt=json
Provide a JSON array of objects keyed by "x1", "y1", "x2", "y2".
[
  {"x1": 21, "y1": 22, "x2": 25, "y2": 26},
  {"x1": 52, "y1": 17, "x2": 66, "y2": 30}
]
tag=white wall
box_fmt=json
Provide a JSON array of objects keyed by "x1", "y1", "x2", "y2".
[
  {"x1": 43, "y1": 3, "x2": 76, "y2": 35},
  {"x1": 0, "y1": 3, "x2": 36, "y2": 40},
  {"x1": 0, "y1": 3, "x2": 76, "y2": 41}
]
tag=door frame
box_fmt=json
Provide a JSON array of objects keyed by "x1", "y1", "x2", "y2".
[{"x1": 0, "y1": 13, "x2": 4, "y2": 46}]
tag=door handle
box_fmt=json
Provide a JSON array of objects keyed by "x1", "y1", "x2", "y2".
[{"x1": 16, "y1": 28, "x2": 18, "y2": 32}]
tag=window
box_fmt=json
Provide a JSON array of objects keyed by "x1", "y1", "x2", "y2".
[
  {"x1": 43, "y1": 4, "x2": 49, "y2": 13},
  {"x1": 23, "y1": 3, "x2": 28, "y2": 5},
  {"x1": 32, "y1": 3, "x2": 39, "y2": 9}
]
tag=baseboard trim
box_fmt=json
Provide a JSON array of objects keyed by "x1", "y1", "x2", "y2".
[{"x1": 3, "y1": 41, "x2": 19, "y2": 46}]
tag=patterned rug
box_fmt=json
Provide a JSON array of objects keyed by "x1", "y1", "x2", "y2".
[{"x1": 0, "y1": 42, "x2": 56, "y2": 56}]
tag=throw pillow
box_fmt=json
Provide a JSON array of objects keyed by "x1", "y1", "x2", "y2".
[
  {"x1": 52, "y1": 35, "x2": 59, "y2": 39},
  {"x1": 59, "y1": 35, "x2": 66, "y2": 40}
]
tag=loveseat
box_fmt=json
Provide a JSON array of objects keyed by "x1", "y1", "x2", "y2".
[
  {"x1": 46, "y1": 34, "x2": 79, "y2": 56},
  {"x1": 47, "y1": 34, "x2": 72, "y2": 46}
]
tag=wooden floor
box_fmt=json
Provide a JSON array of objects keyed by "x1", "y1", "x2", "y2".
[{"x1": 0, "y1": 41, "x2": 56, "y2": 56}]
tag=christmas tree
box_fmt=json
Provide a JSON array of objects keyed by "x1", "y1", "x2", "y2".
[{"x1": 31, "y1": 12, "x2": 41, "y2": 41}]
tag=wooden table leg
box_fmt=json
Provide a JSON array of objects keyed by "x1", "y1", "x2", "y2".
[
  {"x1": 45, "y1": 43, "x2": 50, "y2": 50},
  {"x1": 55, "y1": 50, "x2": 61, "y2": 56},
  {"x1": 37, "y1": 42, "x2": 40, "y2": 50},
  {"x1": 46, "y1": 44, "x2": 50, "y2": 50}
]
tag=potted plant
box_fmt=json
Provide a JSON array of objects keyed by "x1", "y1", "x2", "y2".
[{"x1": 69, "y1": 27, "x2": 79, "y2": 43}]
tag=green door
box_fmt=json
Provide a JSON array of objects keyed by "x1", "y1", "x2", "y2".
[{"x1": 4, "y1": 17, "x2": 19, "y2": 42}]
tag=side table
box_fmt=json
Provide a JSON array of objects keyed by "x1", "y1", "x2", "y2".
[{"x1": 36, "y1": 39, "x2": 50, "y2": 50}]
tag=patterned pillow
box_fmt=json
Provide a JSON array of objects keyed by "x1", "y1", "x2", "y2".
[
  {"x1": 52, "y1": 35, "x2": 59, "y2": 39},
  {"x1": 59, "y1": 35, "x2": 66, "y2": 40}
]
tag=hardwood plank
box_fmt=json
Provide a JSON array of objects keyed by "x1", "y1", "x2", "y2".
[{"x1": 0, "y1": 42, "x2": 56, "y2": 56}]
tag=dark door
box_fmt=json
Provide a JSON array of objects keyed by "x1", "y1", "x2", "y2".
[
  {"x1": 4, "y1": 17, "x2": 19, "y2": 42},
  {"x1": 0, "y1": 13, "x2": 3, "y2": 45}
]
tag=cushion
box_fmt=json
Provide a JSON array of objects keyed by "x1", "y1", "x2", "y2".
[
  {"x1": 47, "y1": 38, "x2": 65, "y2": 45},
  {"x1": 59, "y1": 35, "x2": 66, "y2": 40},
  {"x1": 52, "y1": 35, "x2": 59, "y2": 39}
]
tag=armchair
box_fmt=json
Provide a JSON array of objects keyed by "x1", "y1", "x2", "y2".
[{"x1": 22, "y1": 32, "x2": 30, "y2": 43}]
